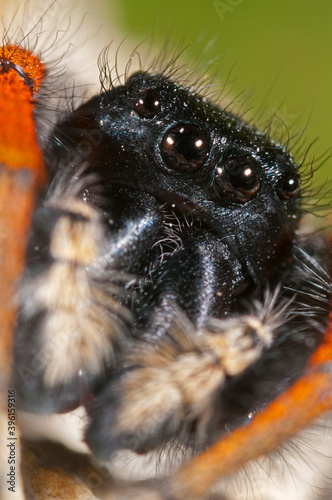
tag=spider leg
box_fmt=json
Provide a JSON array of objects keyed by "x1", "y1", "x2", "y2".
[{"x1": 168, "y1": 283, "x2": 332, "y2": 499}]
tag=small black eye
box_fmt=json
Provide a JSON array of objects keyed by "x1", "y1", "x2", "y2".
[
  {"x1": 134, "y1": 89, "x2": 161, "y2": 119},
  {"x1": 215, "y1": 156, "x2": 261, "y2": 203},
  {"x1": 160, "y1": 123, "x2": 210, "y2": 172},
  {"x1": 277, "y1": 174, "x2": 300, "y2": 200}
]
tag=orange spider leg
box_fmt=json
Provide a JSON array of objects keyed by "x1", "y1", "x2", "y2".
[
  {"x1": 0, "y1": 44, "x2": 46, "y2": 498},
  {"x1": 170, "y1": 278, "x2": 332, "y2": 499}
]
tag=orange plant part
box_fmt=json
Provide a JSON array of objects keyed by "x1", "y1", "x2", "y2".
[
  {"x1": 170, "y1": 302, "x2": 332, "y2": 499},
  {"x1": 0, "y1": 42, "x2": 46, "y2": 423},
  {"x1": 0, "y1": 45, "x2": 45, "y2": 175},
  {"x1": 0, "y1": 42, "x2": 47, "y2": 500}
]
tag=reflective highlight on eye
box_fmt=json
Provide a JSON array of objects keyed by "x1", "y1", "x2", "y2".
[
  {"x1": 215, "y1": 155, "x2": 261, "y2": 203},
  {"x1": 160, "y1": 123, "x2": 210, "y2": 172},
  {"x1": 277, "y1": 174, "x2": 300, "y2": 200},
  {"x1": 134, "y1": 89, "x2": 161, "y2": 119}
]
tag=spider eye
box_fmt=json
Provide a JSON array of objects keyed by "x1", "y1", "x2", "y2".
[
  {"x1": 160, "y1": 123, "x2": 210, "y2": 172},
  {"x1": 277, "y1": 174, "x2": 300, "y2": 200},
  {"x1": 215, "y1": 155, "x2": 261, "y2": 203},
  {"x1": 134, "y1": 89, "x2": 161, "y2": 119}
]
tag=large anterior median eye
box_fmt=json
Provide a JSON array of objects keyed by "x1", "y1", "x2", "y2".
[
  {"x1": 160, "y1": 123, "x2": 210, "y2": 172},
  {"x1": 215, "y1": 155, "x2": 261, "y2": 203}
]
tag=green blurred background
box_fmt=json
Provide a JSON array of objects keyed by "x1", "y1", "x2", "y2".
[{"x1": 104, "y1": 0, "x2": 332, "y2": 194}]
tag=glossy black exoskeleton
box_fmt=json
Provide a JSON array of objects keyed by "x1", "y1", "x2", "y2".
[
  {"x1": 47, "y1": 71, "x2": 301, "y2": 316},
  {"x1": 13, "y1": 70, "x2": 331, "y2": 458}
]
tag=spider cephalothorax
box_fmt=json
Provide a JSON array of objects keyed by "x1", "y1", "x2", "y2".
[{"x1": 12, "y1": 64, "x2": 331, "y2": 470}]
